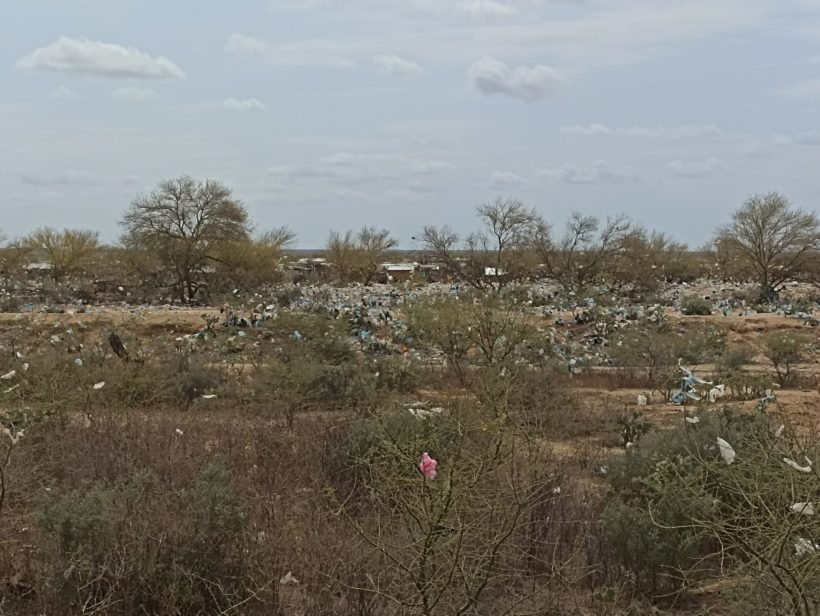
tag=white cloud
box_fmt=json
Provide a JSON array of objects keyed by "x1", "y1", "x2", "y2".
[
  {"x1": 738, "y1": 140, "x2": 773, "y2": 157},
  {"x1": 562, "y1": 123, "x2": 731, "y2": 140},
  {"x1": 50, "y1": 85, "x2": 78, "y2": 99},
  {"x1": 666, "y1": 158, "x2": 726, "y2": 178},
  {"x1": 373, "y1": 54, "x2": 423, "y2": 76},
  {"x1": 561, "y1": 123, "x2": 612, "y2": 137},
  {"x1": 112, "y1": 86, "x2": 158, "y2": 102},
  {"x1": 16, "y1": 37, "x2": 184, "y2": 80},
  {"x1": 268, "y1": 152, "x2": 454, "y2": 185},
  {"x1": 20, "y1": 170, "x2": 139, "y2": 186},
  {"x1": 488, "y1": 170, "x2": 526, "y2": 188},
  {"x1": 225, "y1": 33, "x2": 355, "y2": 68},
  {"x1": 468, "y1": 57, "x2": 567, "y2": 102},
  {"x1": 223, "y1": 97, "x2": 268, "y2": 111},
  {"x1": 454, "y1": 0, "x2": 518, "y2": 21},
  {"x1": 336, "y1": 189, "x2": 376, "y2": 202},
  {"x1": 792, "y1": 131, "x2": 820, "y2": 145},
  {"x1": 537, "y1": 160, "x2": 641, "y2": 184},
  {"x1": 779, "y1": 79, "x2": 820, "y2": 100}
]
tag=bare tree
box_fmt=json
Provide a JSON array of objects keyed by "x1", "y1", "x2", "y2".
[
  {"x1": 121, "y1": 176, "x2": 251, "y2": 301},
  {"x1": 715, "y1": 193, "x2": 820, "y2": 301},
  {"x1": 534, "y1": 212, "x2": 632, "y2": 293},
  {"x1": 614, "y1": 227, "x2": 689, "y2": 291},
  {"x1": 325, "y1": 230, "x2": 358, "y2": 282},
  {"x1": 23, "y1": 227, "x2": 100, "y2": 282},
  {"x1": 421, "y1": 198, "x2": 542, "y2": 290},
  {"x1": 357, "y1": 226, "x2": 398, "y2": 284},
  {"x1": 325, "y1": 227, "x2": 397, "y2": 284}
]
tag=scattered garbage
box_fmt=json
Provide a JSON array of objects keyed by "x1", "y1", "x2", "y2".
[
  {"x1": 93, "y1": 381, "x2": 106, "y2": 390},
  {"x1": 717, "y1": 437, "x2": 736, "y2": 465},
  {"x1": 791, "y1": 502, "x2": 815, "y2": 516},
  {"x1": 795, "y1": 537, "x2": 819, "y2": 557},
  {"x1": 419, "y1": 452, "x2": 438, "y2": 479},
  {"x1": 783, "y1": 457, "x2": 813, "y2": 473}
]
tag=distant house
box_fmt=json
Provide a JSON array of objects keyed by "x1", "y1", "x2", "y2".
[
  {"x1": 381, "y1": 263, "x2": 416, "y2": 283},
  {"x1": 287, "y1": 257, "x2": 332, "y2": 281},
  {"x1": 24, "y1": 262, "x2": 53, "y2": 277},
  {"x1": 483, "y1": 267, "x2": 510, "y2": 284}
]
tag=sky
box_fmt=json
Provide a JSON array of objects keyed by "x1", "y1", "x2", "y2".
[{"x1": 1, "y1": 0, "x2": 819, "y2": 248}]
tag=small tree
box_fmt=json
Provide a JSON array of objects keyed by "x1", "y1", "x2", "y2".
[
  {"x1": 715, "y1": 193, "x2": 820, "y2": 301},
  {"x1": 121, "y1": 176, "x2": 251, "y2": 302},
  {"x1": 760, "y1": 331, "x2": 811, "y2": 387},
  {"x1": 214, "y1": 227, "x2": 295, "y2": 289},
  {"x1": 421, "y1": 198, "x2": 541, "y2": 290},
  {"x1": 23, "y1": 227, "x2": 100, "y2": 282},
  {"x1": 614, "y1": 227, "x2": 689, "y2": 291},
  {"x1": 325, "y1": 230, "x2": 358, "y2": 282},
  {"x1": 534, "y1": 212, "x2": 632, "y2": 293},
  {"x1": 324, "y1": 227, "x2": 397, "y2": 284},
  {"x1": 357, "y1": 226, "x2": 398, "y2": 284}
]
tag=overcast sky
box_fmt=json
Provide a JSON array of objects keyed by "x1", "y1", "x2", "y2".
[{"x1": 2, "y1": 0, "x2": 819, "y2": 247}]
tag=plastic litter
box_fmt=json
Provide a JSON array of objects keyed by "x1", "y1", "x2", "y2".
[
  {"x1": 791, "y1": 502, "x2": 815, "y2": 516},
  {"x1": 419, "y1": 452, "x2": 438, "y2": 479},
  {"x1": 717, "y1": 437, "x2": 735, "y2": 465}
]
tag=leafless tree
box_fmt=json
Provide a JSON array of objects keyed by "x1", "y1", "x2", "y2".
[
  {"x1": 715, "y1": 192, "x2": 820, "y2": 301},
  {"x1": 325, "y1": 227, "x2": 397, "y2": 284},
  {"x1": 325, "y1": 230, "x2": 358, "y2": 282},
  {"x1": 121, "y1": 176, "x2": 251, "y2": 301},
  {"x1": 614, "y1": 227, "x2": 690, "y2": 291},
  {"x1": 23, "y1": 227, "x2": 100, "y2": 282},
  {"x1": 357, "y1": 226, "x2": 398, "y2": 284},
  {"x1": 534, "y1": 212, "x2": 632, "y2": 293},
  {"x1": 421, "y1": 198, "x2": 542, "y2": 290}
]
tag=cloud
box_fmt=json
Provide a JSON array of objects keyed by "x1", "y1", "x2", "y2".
[
  {"x1": 666, "y1": 158, "x2": 726, "y2": 178},
  {"x1": 737, "y1": 140, "x2": 773, "y2": 157},
  {"x1": 779, "y1": 79, "x2": 820, "y2": 100},
  {"x1": 225, "y1": 33, "x2": 355, "y2": 68},
  {"x1": 561, "y1": 123, "x2": 612, "y2": 137},
  {"x1": 335, "y1": 189, "x2": 376, "y2": 202},
  {"x1": 792, "y1": 131, "x2": 820, "y2": 145},
  {"x1": 16, "y1": 37, "x2": 184, "y2": 79},
  {"x1": 50, "y1": 85, "x2": 78, "y2": 99},
  {"x1": 537, "y1": 160, "x2": 641, "y2": 184},
  {"x1": 268, "y1": 152, "x2": 454, "y2": 185},
  {"x1": 112, "y1": 86, "x2": 158, "y2": 102},
  {"x1": 454, "y1": 0, "x2": 518, "y2": 21},
  {"x1": 468, "y1": 56, "x2": 567, "y2": 102},
  {"x1": 223, "y1": 97, "x2": 268, "y2": 111},
  {"x1": 373, "y1": 54, "x2": 423, "y2": 76},
  {"x1": 562, "y1": 123, "x2": 731, "y2": 140},
  {"x1": 20, "y1": 170, "x2": 139, "y2": 187},
  {"x1": 488, "y1": 170, "x2": 526, "y2": 188}
]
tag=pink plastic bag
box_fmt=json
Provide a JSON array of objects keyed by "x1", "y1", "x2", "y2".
[{"x1": 419, "y1": 452, "x2": 438, "y2": 479}]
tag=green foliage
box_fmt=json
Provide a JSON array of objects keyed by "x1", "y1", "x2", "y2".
[
  {"x1": 36, "y1": 464, "x2": 250, "y2": 614},
  {"x1": 602, "y1": 409, "x2": 772, "y2": 595},
  {"x1": 612, "y1": 324, "x2": 726, "y2": 392},
  {"x1": 615, "y1": 412, "x2": 653, "y2": 447},
  {"x1": 759, "y1": 330, "x2": 811, "y2": 386},
  {"x1": 681, "y1": 295, "x2": 712, "y2": 316},
  {"x1": 340, "y1": 409, "x2": 462, "y2": 485}
]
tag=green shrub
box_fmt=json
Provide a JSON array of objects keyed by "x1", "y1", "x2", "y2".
[
  {"x1": 602, "y1": 409, "x2": 773, "y2": 595},
  {"x1": 36, "y1": 464, "x2": 251, "y2": 615},
  {"x1": 339, "y1": 408, "x2": 462, "y2": 485},
  {"x1": 681, "y1": 295, "x2": 712, "y2": 315}
]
